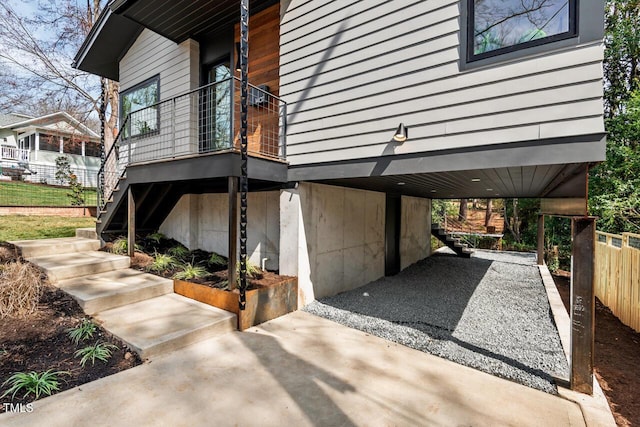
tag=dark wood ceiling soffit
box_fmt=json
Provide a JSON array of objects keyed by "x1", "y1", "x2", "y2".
[{"x1": 112, "y1": 0, "x2": 278, "y2": 43}]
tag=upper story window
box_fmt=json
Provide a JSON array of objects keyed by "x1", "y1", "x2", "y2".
[
  {"x1": 468, "y1": 0, "x2": 576, "y2": 62},
  {"x1": 120, "y1": 75, "x2": 159, "y2": 139}
]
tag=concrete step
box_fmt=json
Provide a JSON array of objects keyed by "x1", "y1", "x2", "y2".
[
  {"x1": 28, "y1": 251, "x2": 130, "y2": 282},
  {"x1": 76, "y1": 227, "x2": 98, "y2": 240},
  {"x1": 96, "y1": 294, "x2": 236, "y2": 359},
  {"x1": 56, "y1": 269, "x2": 173, "y2": 315},
  {"x1": 11, "y1": 237, "x2": 100, "y2": 258}
]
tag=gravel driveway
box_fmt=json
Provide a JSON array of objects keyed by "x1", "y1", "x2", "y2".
[{"x1": 304, "y1": 249, "x2": 569, "y2": 394}]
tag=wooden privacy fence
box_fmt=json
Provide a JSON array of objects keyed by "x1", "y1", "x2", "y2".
[{"x1": 595, "y1": 231, "x2": 640, "y2": 332}]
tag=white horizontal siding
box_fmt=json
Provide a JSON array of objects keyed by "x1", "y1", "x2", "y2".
[
  {"x1": 120, "y1": 29, "x2": 199, "y2": 101},
  {"x1": 280, "y1": 0, "x2": 605, "y2": 166}
]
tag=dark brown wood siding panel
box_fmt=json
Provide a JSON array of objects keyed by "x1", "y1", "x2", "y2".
[{"x1": 233, "y1": 4, "x2": 280, "y2": 157}]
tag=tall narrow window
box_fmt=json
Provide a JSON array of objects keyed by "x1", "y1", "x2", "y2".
[
  {"x1": 201, "y1": 62, "x2": 232, "y2": 152},
  {"x1": 469, "y1": 0, "x2": 576, "y2": 61},
  {"x1": 120, "y1": 75, "x2": 160, "y2": 138}
]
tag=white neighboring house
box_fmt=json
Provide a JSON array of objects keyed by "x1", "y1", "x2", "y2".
[{"x1": 0, "y1": 112, "x2": 101, "y2": 187}]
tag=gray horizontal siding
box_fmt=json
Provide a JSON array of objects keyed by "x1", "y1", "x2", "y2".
[
  {"x1": 280, "y1": 0, "x2": 605, "y2": 166},
  {"x1": 120, "y1": 29, "x2": 198, "y2": 101}
]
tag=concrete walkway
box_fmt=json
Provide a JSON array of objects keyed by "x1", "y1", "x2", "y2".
[{"x1": 0, "y1": 311, "x2": 610, "y2": 426}]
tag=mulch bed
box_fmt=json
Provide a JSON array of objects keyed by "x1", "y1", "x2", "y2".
[
  {"x1": 122, "y1": 234, "x2": 290, "y2": 290},
  {"x1": 553, "y1": 273, "x2": 640, "y2": 427},
  {"x1": 0, "y1": 243, "x2": 141, "y2": 407}
]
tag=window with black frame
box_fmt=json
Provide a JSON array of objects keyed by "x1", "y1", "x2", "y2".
[
  {"x1": 200, "y1": 62, "x2": 232, "y2": 153},
  {"x1": 469, "y1": 0, "x2": 576, "y2": 61},
  {"x1": 120, "y1": 76, "x2": 159, "y2": 139}
]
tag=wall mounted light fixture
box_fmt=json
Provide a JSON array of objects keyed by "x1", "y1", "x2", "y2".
[{"x1": 392, "y1": 123, "x2": 408, "y2": 142}]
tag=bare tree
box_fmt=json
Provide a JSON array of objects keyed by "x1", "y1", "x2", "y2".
[
  {"x1": 458, "y1": 198, "x2": 468, "y2": 222},
  {"x1": 503, "y1": 198, "x2": 521, "y2": 242},
  {"x1": 0, "y1": 0, "x2": 118, "y2": 145},
  {"x1": 485, "y1": 198, "x2": 493, "y2": 227}
]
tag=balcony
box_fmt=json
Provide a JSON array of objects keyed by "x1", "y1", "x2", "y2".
[{"x1": 98, "y1": 77, "x2": 286, "y2": 210}]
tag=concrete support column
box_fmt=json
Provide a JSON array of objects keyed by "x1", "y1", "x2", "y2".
[
  {"x1": 279, "y1": 187, "x2": 312, "y2": 308},
  {"x1": 186, "y1": 195, "x2": 199, "y2": 250},
  {"x1": 127, "y1": 187, "x2": 136, "y2": 258},
  {"x1": 228, "y1": 177, "x2": 238, "y2": 290},
  {"x1": 537, "y1": 214, "x2": 545, "y2": 266},
  {"x1": 570, "y1": 216, "x2": 596, "y2": 394}
]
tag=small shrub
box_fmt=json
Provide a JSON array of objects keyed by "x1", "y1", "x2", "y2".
[
  {"x1": 228, "y1": 257, "x2": 263, "y2": 287},
  {"x1": 146, "y1": 252, "x2": 177, "y2": 273},
  {"x1": 146, "y1": 232, "x2": 165, "y2": 243},
  {"x1": 172, "y1": 262, "x2": 210, "y2": 280},
  {"x1": 67, "y1": 173, "x2": 84, "y2": 206},
  {"x1": 1, "y1": 370, "x2": 69, "y2": 400},
  {"x1": 208, "y1": 252, "x2": 226, "y2": 267},
  {"x1": 111, "y1": 237, "x2": 140, "y2": 255},
  {"x1": 111, "y1": 237, "x2": 128, "y2": 255},
  {"x1": 237, "y1": 257, "x2": 262, "y2": 279},
  {"x1": 55, "y1": 156, "x2": 71, "y2": 186},
  {"x1": 0, "y1": 261, "x2": 44, "y2": 318},
  {"x1": 66, "y1": 319, "x2": 97, "y2": 345},
  {"x1": 74, "y1": 342, "x2": 118, "y2": 367},
  {"x1": 547, "y1": 256, "x2": 560, "y2": 273},
  {"x1": 167, "y1": 245, "x2": 189, "y2": 260}
]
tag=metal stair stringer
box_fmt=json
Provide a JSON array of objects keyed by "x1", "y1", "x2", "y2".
[
  {"x1": 97, "y1": 174, "x2": 130, "y2": 239},
  {"x1": 431, "y1": 223, "x2": 473, "y2": 258}
]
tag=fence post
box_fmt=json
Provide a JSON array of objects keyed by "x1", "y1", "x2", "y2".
[
  {"x1": 570, "y1": 216, "x2": 596, "y2": 394},
  {"x1": 537, "y1": 214, "x2": 545, "y2": 265},
  {"x1": 127, "y1": 186, "x2": 135, "y2": 258}
]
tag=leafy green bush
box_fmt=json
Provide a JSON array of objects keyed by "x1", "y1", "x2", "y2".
[
  {"x1": 1, "y1": 370, "x2": 69, "y2": 400},
  {"x1": 74, "y1": 342, "x2": 118, "y2": 367},
  {"x1": 67, "y1": 173, "x2": 84, "y2": 206},
  {"x1": 66, "y1": 319, "x2": 97, "y2": 345}
]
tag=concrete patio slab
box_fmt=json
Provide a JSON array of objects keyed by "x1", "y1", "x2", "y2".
[
  {"x1": 0, "y1": 311, "x2": 602, "y2": 427},
  {"x1": 95, "y1": 293, "x2": 237, "y2": 359}
]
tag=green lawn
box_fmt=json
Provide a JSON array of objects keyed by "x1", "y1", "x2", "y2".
[
  {"x1": 0, "y1": 181, "x2": 97, "y2": 207},
  {"x1": 0, "y1": 215, "x2": 96, "y2": 241}
]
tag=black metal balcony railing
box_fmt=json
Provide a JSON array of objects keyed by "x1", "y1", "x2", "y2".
[{"x1": 97, "y1": 77, "x2": 286, "y2": 211}]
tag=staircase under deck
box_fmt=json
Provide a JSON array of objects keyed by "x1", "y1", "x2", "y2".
[{"x1": 98, "y1": 151, "x2": 288, "y2": 239}]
